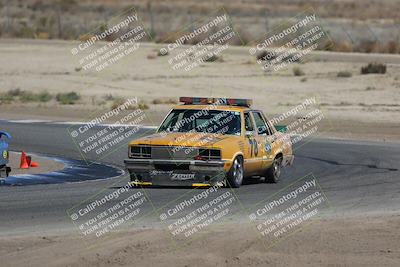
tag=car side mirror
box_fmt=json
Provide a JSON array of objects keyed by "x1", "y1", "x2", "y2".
[
  {"x1": 245, "y1": 131, "x2": 253, "y2": 138},
  {"x1": 274, "y1": 125, "x2": 287, "y2": 133}
]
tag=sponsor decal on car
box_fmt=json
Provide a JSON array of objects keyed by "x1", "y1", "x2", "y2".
[
  {"x1": 149, "y1": 170, "x2": 196, "y2": 180},
  {"x1": 265, "y1": 141, "x2": 272, "y2": 154},
  {"x1": 171, "y1": 173, "x2": 196, "y2": 181}
]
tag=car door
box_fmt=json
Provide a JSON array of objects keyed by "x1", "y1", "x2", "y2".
[
  {"x1": 242, "y1": 111, "x2": 260, "y2": 175},
  {"x1": 251, "y1": 111, "x2": 274, "y2": 171},
  {"x1": 263, "y1": 114, "x2": 293, "y2": 164}
]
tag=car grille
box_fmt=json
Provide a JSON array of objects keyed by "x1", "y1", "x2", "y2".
[{"x1": 130, "y1": 145, "x2": 199, "y2": 160}]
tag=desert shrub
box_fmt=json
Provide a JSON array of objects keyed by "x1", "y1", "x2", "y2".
[
  {"x1": 37, "y1": 91, "x2": 52, "y2": 102},
  {"x1": 1, "y1": 89, "x2": 52, "y2": 103},
  {"x1": 56, "y1": 91, "x2": 80, "y2": 104},
  {"x1": 300, "y1": 77, "x2": 307, "y2": 82},
  {"x1": 338, "y1": 101, "x2": 352, "y2": 106},
  {"x1": 138, "y1": 102, "x2": 149, "y2": 110},
  {"x1": 357, "y1": 41, "x2": 381, "y2": 53},
  {"x1": 386, "y1": 41, "x2": 399, "y2": 54},
  {"x1": 19, "y1": 92, "x2": 38, "y2": 102},
  {"x1": 152, "y1": 99, "x2": 162, "y2": 104},
  {"x1": 164, "y1": 98, "x2": 178, "y2": 104},
  {"x1": 337, "y1": 71, "x2": 352, "y2": 78},
  {"x1": 111, "y1": 98, "x2": 149, "y2": 110},
  {"x1": 203, "y1": 53, "x2": 221, "y2": 62},
  {"x1": 16, "y1": 24, "x2": 35, "y2": 38},
  {"x1": 293, "y1": 67, "x2": 305, "y2": 76},
  {"x1": 361, "y1": 63, "x2": 386, "y2": 74},
  {"x1": 334, "y1": 41, "x2": 353, "y2": 53},
  {"x1": 152, "y1": 98, "x2": 178, "y2": 104},
  {"x1": 78, "y1": 34, "x2": 95, "y2": 42},
  {"x1": 36, "y1": 32, "x2": 50, "y2": 39},
  {"x1": 256, "y1": 49, "x2": 301, "y2": 64},
  {"x1": 256, "y1": 50, "x2": 277, "y2": 61},
  {"x1": 103, "y1": 94, "x2": 116, "y2": 101},
  {"x1": 7, "y1": 88, "x2": 23, "y2": 97},
  {"x1": 110, "y1": 98, "x2": 125, "y2": 110},
  {"x1": 20, "y1": 91, "x2": 52, "y2": 102},
  {"x1": 321, "y1": 40, "x2": 335, "y2": 51}
]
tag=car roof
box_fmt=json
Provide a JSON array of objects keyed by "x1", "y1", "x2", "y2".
[{"x1": 172, "y1": 104, "x2": 251, "y2": 112}]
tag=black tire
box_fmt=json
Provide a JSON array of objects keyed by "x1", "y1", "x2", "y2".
[
  {"x1": 265, "y1": 156, "x2": 282, "y2": 183},
  {"x1": 227, "y1": 157, "x2": 244, "y2": 188}
]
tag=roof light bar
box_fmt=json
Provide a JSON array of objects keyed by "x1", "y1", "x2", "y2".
[{"x1": 179, "y1": 97, "x2": 252, "y2": 107}]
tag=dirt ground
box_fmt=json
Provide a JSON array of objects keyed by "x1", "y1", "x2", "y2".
[
  {"x1": 0, "y1": 39, "x2": 399, "y2": 142},
  {"x1": 0, "y1": 215, "x2": 399, "y2": 267}
]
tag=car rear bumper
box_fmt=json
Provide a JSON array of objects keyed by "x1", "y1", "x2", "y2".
[{"x1": 124, "y1": 158, "x2": 226, "y2": 186}]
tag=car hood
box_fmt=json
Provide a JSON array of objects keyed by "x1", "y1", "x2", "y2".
[{"x1": 129, "y1": 132, "x2": 241, "y2": 148}]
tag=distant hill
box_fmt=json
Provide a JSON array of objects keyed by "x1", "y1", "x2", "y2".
[{"x1": 0, "y1": 0, "x2": 399, "y2": 54}]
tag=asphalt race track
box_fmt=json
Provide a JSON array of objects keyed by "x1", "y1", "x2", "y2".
[
  {"x1": 4, "y1": 156, "x2": 123, "y2": 186},
  {"x1": 0, "y1": 120, "x2": 399, "y2": 234}
]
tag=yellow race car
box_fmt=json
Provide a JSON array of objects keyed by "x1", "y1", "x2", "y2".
[{"x1": 124, "y1": 97, "x2": 294, "y2": 188}]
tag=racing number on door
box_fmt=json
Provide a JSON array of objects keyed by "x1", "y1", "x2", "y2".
[{"x1": 249, "y1": 137, "x2": 258, "y2": 157}]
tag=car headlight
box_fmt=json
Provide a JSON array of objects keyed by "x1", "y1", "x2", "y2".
[{"x1": 129, "y1": 146, "x2": 151, "y2": 159}]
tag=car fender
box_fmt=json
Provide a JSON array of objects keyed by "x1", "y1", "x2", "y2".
[
  {"x1": 231, "y1": 151, "x2": 244, "y2": 161},
  {"x1": 223, "y1": 151, "x2": 244, "y2": 172}
]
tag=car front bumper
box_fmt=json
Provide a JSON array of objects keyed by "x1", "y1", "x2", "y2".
[{"x1": 124, "y1": 158, "x2": 226, "y2": 186}]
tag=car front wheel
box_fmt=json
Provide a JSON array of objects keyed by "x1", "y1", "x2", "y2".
[
  {"x1": 227, "y1": 157, "x2": 244, "y2": 188},
  {"x1": 265, "y1": 156, "x2": 282, "y2": 183}
]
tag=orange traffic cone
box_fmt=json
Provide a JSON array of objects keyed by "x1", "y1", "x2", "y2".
[
  {"x1": 26, "y1": 156, "x2": 32, "y2": 167},
  {"x1": 31, "y1": 162, "x2": 39, "y2": 167},
  {"x1": 20, "y1": 151, "x2": 29, "y2": 169}
]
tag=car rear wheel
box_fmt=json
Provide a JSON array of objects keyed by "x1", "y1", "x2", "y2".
[
  {"x1": 265, "y1": 156, "x2": 282, "y2": 183},
  {"x1": 227, "y1": 157, "x2": 244, "y2": 188}
]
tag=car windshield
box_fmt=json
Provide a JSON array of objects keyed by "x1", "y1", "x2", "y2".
[{"x1": 158, "y1": 109, "x2": 241, "y2": 135}]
